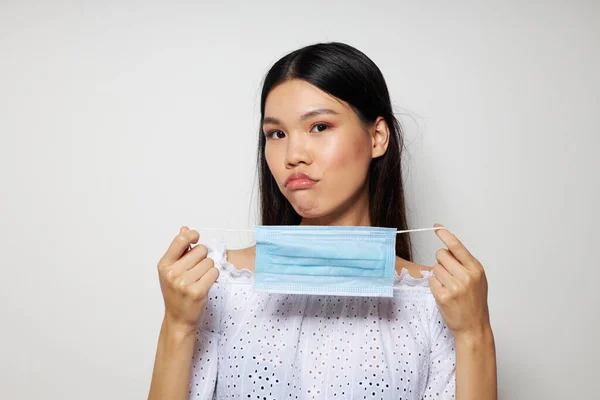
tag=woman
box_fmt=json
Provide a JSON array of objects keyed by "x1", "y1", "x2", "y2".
[{"x1": 148, "y1": 42, "x2": 497, "y2": 399}]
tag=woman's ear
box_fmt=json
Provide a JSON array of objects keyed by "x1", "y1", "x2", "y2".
[{"x1": 371, "y1": 117, "x2": 390, "y2": 158}]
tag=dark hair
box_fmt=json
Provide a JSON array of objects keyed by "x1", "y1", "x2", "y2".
[{"x1": 257, "y1": 42, "x2": 413, "y2": 261}]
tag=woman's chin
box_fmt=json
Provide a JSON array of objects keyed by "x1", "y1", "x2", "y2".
[{"x1": 291, "y1": 201, "x2": 324, "y2": 219}]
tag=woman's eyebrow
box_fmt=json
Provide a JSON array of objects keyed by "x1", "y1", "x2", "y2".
[{"x1": 262, "y1": 108, "x2": 341, "y2": 125}]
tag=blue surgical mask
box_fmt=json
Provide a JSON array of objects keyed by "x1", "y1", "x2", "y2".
[
  {"x1": 253, "y1": 225, "x2": 398, "y2": 297},
  {"x1": 199, "y1": 225, "x2": 446, "y2": 297}
]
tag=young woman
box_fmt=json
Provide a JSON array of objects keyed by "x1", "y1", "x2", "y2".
[{"x1": 148, "y1": 42, "x2": 497, "y2": 400}]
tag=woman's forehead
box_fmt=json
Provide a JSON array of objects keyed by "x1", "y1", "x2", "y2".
[{"x1": 264, "y1": 80, "x2": 351, "y2": 120}]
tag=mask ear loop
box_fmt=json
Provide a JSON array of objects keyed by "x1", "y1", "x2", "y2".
[
  {"x1": 396, "y1": 226, "x2": 448, "y2": 234},
  {"x1": 196, "y1": 228, "x2": 255, "y2": 232},
  {"x1": 196, "y1": 227, "x2": 448, "y2": 233}
]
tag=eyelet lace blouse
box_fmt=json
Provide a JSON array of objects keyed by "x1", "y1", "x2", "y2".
[{"x1": 188, "y1": 238, "x2": 456, "y2": 399}]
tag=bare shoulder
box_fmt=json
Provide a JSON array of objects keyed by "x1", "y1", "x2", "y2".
[
  {"x1": 225, "y1": 245, "x2": 256, "y2": 272},
  {"x1": 395, "y1": 256, "x2": 432, "y2": 279}
]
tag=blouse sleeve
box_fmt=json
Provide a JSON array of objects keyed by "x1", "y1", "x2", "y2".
[
  {"x1": 423, "y1": 295, "x2": 456, "y2": 398},
  {"x1": 188, "y1": 240, "x2": 226, "y2": 399}
]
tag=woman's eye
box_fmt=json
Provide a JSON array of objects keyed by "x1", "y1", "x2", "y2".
[
  {"x1": 267, "y1": 130, "x2": 286, "y2": 140},
  {"x1": 311, "y1": 123, "x2": 330, "y2": 133}
]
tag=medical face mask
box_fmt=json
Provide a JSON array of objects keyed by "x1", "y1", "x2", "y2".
[
  {"x1": 200, "y1": 225, "x2": 446, "y2": 298},
  {"x1": 254, "y1": 225, "x2": 396, "y2": 297}
]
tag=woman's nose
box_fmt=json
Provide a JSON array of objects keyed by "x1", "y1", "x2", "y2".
[{"x1": 285, "y1": 133, "x2": 312, "y2": 167}]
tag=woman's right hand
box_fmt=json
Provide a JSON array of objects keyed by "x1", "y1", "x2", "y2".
[{"x1": 156, "y1": 226, "x2": 220, "y2": 335}]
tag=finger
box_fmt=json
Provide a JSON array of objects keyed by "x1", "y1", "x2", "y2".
[
  {"x1": 432, "y1": 263, "x2": 456, "y2": 289},
  {"x1": 176, "y1": 257, "x2": 215, "y2": 288},
  {"x1": 434, "y1": 223, "x2": 478, "y2": 271},
  {"x1": 435, "y1": 248, "x2": 468, "y2": 280},
  {"x1": 180, "y1": 226, "x2": 192, "y2": 254},
  {"x1": 428, "y1": 274, "x2": 446, "y2": 297},
  {"x1": 188, "y1": 267, "x2": 220, "y2": 298},
  {"x1": 158, "y1": 228, "x2": 200, "y2": 269},
  {"x1": 170, "y1": 243, "x2": 209, "y2": 275}
]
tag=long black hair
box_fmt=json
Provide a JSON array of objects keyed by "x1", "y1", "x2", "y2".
[{"x1": 257, "y1": 42, "x2": 413, "y2": 261}]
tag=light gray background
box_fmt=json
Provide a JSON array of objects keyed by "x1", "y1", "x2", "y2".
[{"x1": 1, "y1": 1, "x2": 598, "y2": 399}]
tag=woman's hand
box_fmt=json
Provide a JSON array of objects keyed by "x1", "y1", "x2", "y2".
[
  {"x1": 429, "y1": 223, "x2": 491, "y2": 341},
  {"x1": 156, "y1": 226, "x2": 220, "y2": 336}
]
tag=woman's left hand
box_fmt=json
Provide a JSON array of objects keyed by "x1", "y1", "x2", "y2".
[{"x1": 429, "y1": 223, "x2": 491, "y2": 340}]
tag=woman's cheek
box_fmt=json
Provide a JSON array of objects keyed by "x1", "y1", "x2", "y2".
[
  {"x1": 318, "y1": 135, "x2": 354, "y2": 169},
  {"x1": 323, "y1": 134, "x2": 369, "y2": 173},
  {"x1": 265, "y1": 151, "x2": 286, "y2": 188}
]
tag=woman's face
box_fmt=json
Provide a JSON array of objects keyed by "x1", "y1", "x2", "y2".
[{"x1": 262, "y1": 79, "x2": 389, "y2": 224}]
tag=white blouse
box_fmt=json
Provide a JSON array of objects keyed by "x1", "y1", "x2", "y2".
[{"x1": 189, "y1": 238, "x2": 456, "y2": 399}]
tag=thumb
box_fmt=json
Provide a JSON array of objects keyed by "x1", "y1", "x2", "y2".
[{"x1": 180, "y1": 226, "x2": 192, "y2": 252}]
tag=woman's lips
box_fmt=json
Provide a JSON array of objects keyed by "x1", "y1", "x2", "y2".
[
  {"x1": 284, "y1": 172, "x2": 317, "y2": 190},
  {"x1": 286, "y1": 178, "x2": 316, "y2": 190}
]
